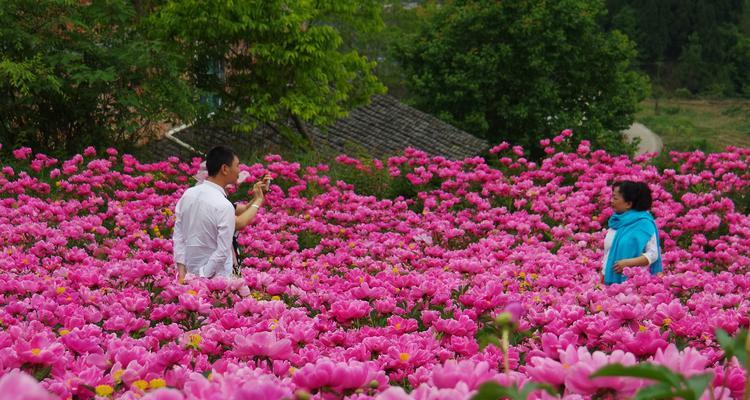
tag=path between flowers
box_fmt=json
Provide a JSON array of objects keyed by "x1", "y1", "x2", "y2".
[{"x1": 624, "y1": 122, "x2": 663, "y2": 155}]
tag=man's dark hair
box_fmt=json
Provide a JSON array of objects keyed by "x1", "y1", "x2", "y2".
[
  {"x1": 205, "y1": 146, "x2": 237, "y2": 177},
  {"x1": 613, "y1": 180, "x2": 652, "y2": 211}
]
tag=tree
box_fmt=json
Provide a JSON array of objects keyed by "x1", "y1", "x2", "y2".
[
  {"x1": 394, "y1": 0, "x2": 649, "y2": 155},
  {"x1": 338, "y1": 1, "x2": 430, "y2": 99},
  {"x1": 152, "y1": 0, "x2": 386, "y2": 145},
  {"x1": 0, "y1": 0, "x2": 195, "y2": 157},
  {"x1": 604, "y1": 0, "x2": 749, "y2": 96}
]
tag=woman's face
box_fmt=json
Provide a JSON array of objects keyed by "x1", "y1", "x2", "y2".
[{"x1": 611, "y1": 186, "x2": 632, "y2": 213}]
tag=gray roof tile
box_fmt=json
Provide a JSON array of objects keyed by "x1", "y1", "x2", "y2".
[{"x1": 139, "y1": 95, "x2": 489, "y2": 162}]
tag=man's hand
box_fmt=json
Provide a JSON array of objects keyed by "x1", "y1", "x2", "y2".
[
  {"x1": 252, "y1": 181, "x2": 265, "y2": 201},
  {"x1": 177, "y1": 263, "x2": 186, "y2": 284},
  {"x1": 261, "y1": 173, "x2": 272, "y2": 191}
]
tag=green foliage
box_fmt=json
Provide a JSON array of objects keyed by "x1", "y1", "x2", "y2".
[
  {"x1": 605, "y1": 0, "x2": 750, "y2": 97},
  {"x1": 589, "y1": 329, "x2": 749, "y2": 400},
  {"x1": 591, "y1": 363, "x2": 712, "y2": 400},
  {"x1": 338, "y1": 1, "x2": 429, "y2": 98},
  {"x1": 394, "y1": 0, "x2": 649, "y2": 157},
  {"x1": 636, "y1": 98, "x2": 750, "y2": 154},
  {"x1": 0, "y1": 0, "x2": 196, "y2": 157},
  {"x1": 471, "y1": 381, "x2": 558, "y2": 400},
  {"x1": 152, "y1": 0, "x2": 386, "y2": 141},
  {"x1": 716, "y1": 328, "x2": 749, "y2": 367},
  {"x1": 297, "y1": 230, "x2": 323, "y2": 250}
]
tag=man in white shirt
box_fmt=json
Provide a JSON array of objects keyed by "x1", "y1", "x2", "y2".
[{"x1": 173, "y1": 146, "x2": 243, "y2": 282}]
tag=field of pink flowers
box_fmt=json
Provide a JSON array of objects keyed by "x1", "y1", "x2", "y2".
[{"x1": 1, "y1": 131, "x2": 749, "y2": 400}]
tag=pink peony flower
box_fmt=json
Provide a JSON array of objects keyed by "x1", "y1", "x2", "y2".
[
  {"x1": 233, "y1": 331, "x2": 293, "y2": 360},
  {"x1": 0, "y1": 370, "x2": 55, "y2": 400}
]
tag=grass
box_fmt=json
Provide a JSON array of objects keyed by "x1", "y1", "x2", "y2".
[{"x1": 636, "y1": 98, "x2": 750, "y2": 153}]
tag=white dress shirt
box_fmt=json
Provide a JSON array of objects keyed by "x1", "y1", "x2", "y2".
[
  {"x1": 173, "y1": 180, "x2": 235, "y2": 278},
  {"x1": 602, "y1": 228, "x2": 659, "y2": 274}
]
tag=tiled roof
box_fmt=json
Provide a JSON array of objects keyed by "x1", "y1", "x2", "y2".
[{"x1": 140, "y1": 95, "x2": 488, "y2": 162}]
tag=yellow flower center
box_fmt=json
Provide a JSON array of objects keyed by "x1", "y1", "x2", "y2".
[
  {"x1": 56, "y1": 287, "x2": 66, "y2": 294},
  {"x1": 639, "y1": 325, "x2": 647, "y2": 332},
  {"x1": 59, "y1": 329, "x2": 70, "y2": 336},
  {"x1": 132, "y1": 379, "x2": 149, "y2": 390},
  {"x1": 113, "y1": 370, "x2": 124, "y2": 383},
  {"x1": 399, "y1": 352, "x2": 410, "y2": 362},
  {"x1": 662, "y1": 318, "x2": 672, "y2": 326},
  {"x1": 395, "y1": 323, "x2": 401, "y2": 330},
  {"x1": 149, "y1": 378, "x2": 166, "y2": 389},
  {"x1": 95, "y1": 384, "x2": 114, "y2": 396},
  {"x1": 31, "y1": 348, "x2": 41, "y2": 356},
  {"x1": 271, "y1": 296, "x2": 281, "y2": 301},
  {"x1": 187, "y1": 289, "x2": 197, "y2": 296},
  {"x1": 189, "y1": 334, "x2": 202, "y2": 347}
]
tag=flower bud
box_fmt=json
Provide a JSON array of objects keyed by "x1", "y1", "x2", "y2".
[
  {"x1": 495, "y1": 311, "x2": 514, "y2": 327},
  {"x1": 294, "y1": 389, "x2": 311, "y2": 400}
]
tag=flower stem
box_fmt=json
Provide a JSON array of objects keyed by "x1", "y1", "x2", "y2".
[{"x1": 501, "y1": 328, "x2": 510, "y2": 374}]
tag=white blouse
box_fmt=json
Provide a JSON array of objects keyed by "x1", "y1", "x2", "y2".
[{"x1": 602, "y1": 229, "x2": 659, "y2": 274}]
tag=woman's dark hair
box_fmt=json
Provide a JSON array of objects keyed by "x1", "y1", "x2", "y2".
[
  {"x1": 613, "y1": 180, "x2": 652, "y2": 211},
  {"x1": 206, "y1": 146, "x2": 236, "y2": 177}
]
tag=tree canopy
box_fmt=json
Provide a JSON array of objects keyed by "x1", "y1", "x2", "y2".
[
  {"x1": 0, "y1": 0, "x2": 194, "y2": 156},
  {"x1": 394, "y1": 0, "x2": 649, "y2": 155},
  {"x1": 0, "y1": 0, "x2": 386, "y2": 156},
  {"x1": 152, "y1": 0, "x2": 386, "y2": 143},
  {"x1": 604, "y1": 0, "x2": 750, "y2": 96}
]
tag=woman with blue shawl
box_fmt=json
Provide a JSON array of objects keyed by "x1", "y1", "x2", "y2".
[{"x1": 602, "y1": 181, "x2": 663, "y2": 285}]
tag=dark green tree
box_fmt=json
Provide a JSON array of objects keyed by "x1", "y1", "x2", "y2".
[
  {"x1": 338, "y1": 1, "x2": 431, "y2": 99},
  {"x1": 604, "y1": 0, "x2": 750, "y2": 96},
  {"x1": 0, "y1": 0, "x2": 196, "y2": 156},
  {"x1": 395, "y1": 0, "x2": 649, "y2": 155},
  {"x1": 152, "y1": 0, "x2": 386, "y2": 145}
]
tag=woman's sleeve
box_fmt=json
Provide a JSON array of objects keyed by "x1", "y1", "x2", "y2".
[{"x1": 642, "y1": 233, "x2": 659, "y2": 264}]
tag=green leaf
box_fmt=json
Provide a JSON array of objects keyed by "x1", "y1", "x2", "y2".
[
  {"x1": 519, "y1": 382, "x2": 558, "y2": 398},
  {"x1": 632, "y1": 382, "x2": 681, "y2": 400},
  {"x1": 32, "y1": 365, "x2": 52, "y2": 381},
  {"x1": 715, "y1": 328, "x2": 735, "y2": 359},
  {"x1": 471, "y1": 382, "x2": 521, "y2": 400},
  {"x1": 476, "y1": 328, "x2": 501, "y2": 351},
  {"x1": 591, "y1": 363, "x2": 684, "y2": 387},
  {"x1": 684, "y1": 373, "x2": 713, "y2": 400},
  {"x1": 715, "y1": 328, "x2": 748, "y2": 366}
]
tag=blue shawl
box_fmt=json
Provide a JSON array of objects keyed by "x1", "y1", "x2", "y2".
[{"x1": 604, "y1": 210, "x2": 663, "y2": 285}]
